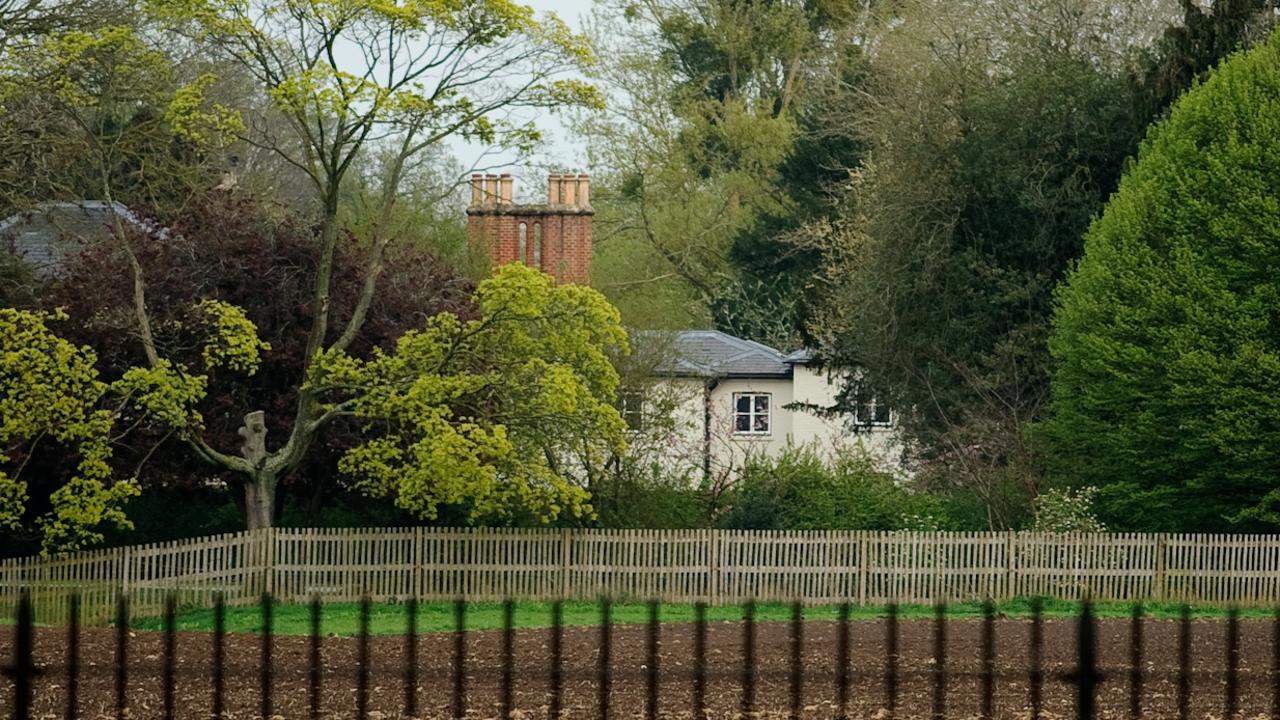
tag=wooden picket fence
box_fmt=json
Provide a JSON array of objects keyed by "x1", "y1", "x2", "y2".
[{"x1": 4, "y1": 528, "x2": 1280, "y2": 625}]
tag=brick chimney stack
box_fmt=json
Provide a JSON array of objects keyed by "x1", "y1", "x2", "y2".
[{"x1": 467, "y1": 172, "x2": 593, "y2": 284}]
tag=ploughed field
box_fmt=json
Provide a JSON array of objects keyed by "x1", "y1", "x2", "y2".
[{"x1": 0, "y1": 617, "x2": 1272, "y2": 719}]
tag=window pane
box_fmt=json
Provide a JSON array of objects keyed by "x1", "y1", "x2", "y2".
[
  {"x1": 874, "y1": 401, "x2": 892, "y2": 424},
  {"x1": 736, "y1": 395, "x2": 751, "y2": 413},
  {"x1": 735, "y1": 413, "x2": 752, "y2": 432},
  {"x1": 619, "y1": 391, "x2": 643, "y2": 430},
  {"x1": 754, "y1": 414, "x2": 769, "y2": 432},
  {"x1": 753, "y1": 395, "x2": 769, "y2": 413}
]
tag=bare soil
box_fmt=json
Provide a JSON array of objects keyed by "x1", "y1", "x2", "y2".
[{"x1": 1, "y1": 618, "x2": 1274, "y2": 719}]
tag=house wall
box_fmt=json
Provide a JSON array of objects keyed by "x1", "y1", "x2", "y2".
[
  {"x1": 707, "y1": 377, "x2": 794, "y2": 470},
  {"x1": 644, "y1": 366, "x2": 907, "y2": 485},
  {"x1": 790, "y1": 365, "x2": 905, "y2": 474}
]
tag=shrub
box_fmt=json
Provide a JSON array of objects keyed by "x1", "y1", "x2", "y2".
[
  {"x1": 717, "y1": 446, "x2": 949, "y2": 531},
  {"x1": 591, "y1": 459, "x2": 711, "y2": 529},
  {"x1": 1030, "y1": 486, "x2": 1106, "y2": 533}
]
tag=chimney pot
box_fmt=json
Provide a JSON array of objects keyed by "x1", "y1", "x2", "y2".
[
  {"x1": 499, "y1": 173, "x2": 513, "y2": 204},
  {"x1": 563, "y1": 174, "x2": 577, "y2": 206},
  {"x1": 484, "y1": 174, "x2": 499, "y2": 206},
  {"x1": 577, "y1": 173, "x2": 590, "y2": 207},
  {"x1": 548, "y1": 173, "x2": 562, "y2": 205},
  {"x1": 470, "y1": 173, "x2": 483, "y2": 207}
]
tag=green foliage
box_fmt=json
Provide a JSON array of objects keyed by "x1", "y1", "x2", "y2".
[
  {"x1": 1, "y1": 258, "x2": 272, "y2": 550},
  {"x1": 717, "y1": 446, "x2": 948, "y2": 531},
  {"x1": 193, "y1": 299, "x2": 270, "y2": 374},
  {"x1": 1044, "y1": 32, "x2": 1280, "y2": 531},
  {"x1": 0, "y1": 309, "x2": 137, "y2": 552},
  {"x1": 315, "y1": 264, "x2": 629, "y2": 525},
  {"x1": 150, "y1": 0, "x2": 598, "y2": 183},
  {"x1": 0, "y1": 23, "x2": 236, "y2": 215},
  {"x1": 114, "y1": 360, "x2": 208, "y2": 430},
  {"x1": 582, "y1": 0, "x2": 863, "y2": 349},
  {"x1": 591, "y1": 462, "x2": 710, "y2": 529},
  {"x1": 1137, "y1": 0, "x2": 1277, "y2": 119},
  {"x1": 798, "y1": 0, "x2": 1165, "y2": 523}
]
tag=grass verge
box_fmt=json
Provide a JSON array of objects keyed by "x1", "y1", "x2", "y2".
[{"x1": 128, "y1": 597, "x2": 1278, "y2": 636}]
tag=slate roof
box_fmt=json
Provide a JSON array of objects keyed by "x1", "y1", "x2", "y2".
[
  {"x1": 0, "y1": 201, "x2": 160, "y2": 278},
  {"x1": 654, "y1": 330, "x2": 795, "y2": 379},
  {"x1": 782, "y1": 348, "x2": 815, "y2": 364}
]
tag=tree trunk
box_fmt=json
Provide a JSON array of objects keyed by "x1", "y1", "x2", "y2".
[{"x1": 243, "y1": 472, "x2": 278, "y2": 530}]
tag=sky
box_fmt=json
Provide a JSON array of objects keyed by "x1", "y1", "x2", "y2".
[{"x1": 446, "y1": 0, "x2": 600, "y2": 202}]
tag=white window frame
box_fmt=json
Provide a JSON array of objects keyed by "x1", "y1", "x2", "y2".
[
  {"x1": 619, "y1": 389, "x2": 645, "y2": 432},
  {"x1": 852, "y1": 387, "x2": 892, "y2": 427},
  {"x1": 732, "y1": 392, "x2": 772, "y2": 436}
]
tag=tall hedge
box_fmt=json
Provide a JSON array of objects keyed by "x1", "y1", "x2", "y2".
[{"x1": 1044, "y1": 31, "x2": 1280, "y2": 531}]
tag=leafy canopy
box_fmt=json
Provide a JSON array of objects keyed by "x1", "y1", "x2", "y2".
[
  {"x1": 794, "y1": 0, "x2": 1167, "y2": 527},
  {"x1": 0, "y1": 305, "x2": 264, "y2": 552},
  {"x1": 314, "y1": 264, "x2": 629, "y2": 524},
  {"x1": 1044, "y1": 31, "x2": 1280, "y2": 530},
  {"x1": 0, "y1": 23, "x2": 240, "y2": 214},
  {"x1": 148, "y1": 0, "x2": 601, "y2": 190}
]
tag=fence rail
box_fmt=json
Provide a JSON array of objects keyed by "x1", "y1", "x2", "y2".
[{"x1": 4, "y1": 528, "x2": 1280, "y2": 624}]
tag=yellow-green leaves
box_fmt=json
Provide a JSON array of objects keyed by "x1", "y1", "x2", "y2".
[
  {"x1": 0, "y1": 308, "x2": 133, "y2": 553},
  {"x1": 194, "y1": 299, "x2": 270, "y2": 374},
  {"x1": 155, "y1": 0, "x2": 598, "y2": 196},
  {"x1": 1, "y1": 298, "x2": 266, "y2": 551},
  {"x1": 115, "y1": 361, "x2": 208, "y2": 430},
  {"x1": 166, "y1": 74, "x2": 244, "y2": 145},
  {"x1": 0, "y1": 23, "x2": 242, "y2": 208},
  {"x1": 316, "y1": 264, "x2": 628, "y2": 524}
]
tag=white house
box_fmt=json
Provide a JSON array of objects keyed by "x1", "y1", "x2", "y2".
[
  {"x1": 459, "y1": 172, "x2": 906, "y2": 483},
  {"x1": 625, "y1": 330, "x2": 906, "y2": 485}
]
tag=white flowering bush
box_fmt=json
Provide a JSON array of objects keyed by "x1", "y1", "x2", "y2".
[{"x1": 1031, "y1": 486, "x2": 1106, "y2": 533}]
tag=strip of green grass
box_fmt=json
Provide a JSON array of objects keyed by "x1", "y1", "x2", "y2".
[{"x1": 129, "y1": 598, "x2": 1278, "y2": 636}]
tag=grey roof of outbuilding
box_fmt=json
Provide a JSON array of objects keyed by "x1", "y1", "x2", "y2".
[
  {"x1": 0, "y1": 201, "x2": 161, "y2": 278},
  {"x1": 654, "y1": 330, "x2": 795, "y2": 378}
]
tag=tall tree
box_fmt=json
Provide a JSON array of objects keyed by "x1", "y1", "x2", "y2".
[
  {"x1": 42, "y1": 191, "x2": 474, "y2": 525},
  {"x1": 582, "y1": 0, "x2": 866, "y2": 348},
  {"x1": 129, "y1": 0, "x2": 601, "y2": 527},
  {"x1": 317, "y1": 264, "x2": 629, "y2": 525},
  {"x1": 795, "y1": 0, "x2": 1170, "y2": 527},
  {"x1": 1044, "y1": 31, "x2": 1280, "y2": 531}
]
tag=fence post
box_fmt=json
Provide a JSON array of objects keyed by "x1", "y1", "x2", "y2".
[
  {"x1": 559, "y1": 528, "x2": 571, "y2": 599},
  {"x1": 413, "y1": 526, "x2": 424, "y2": 599},
  {"x1": 1005, "y1": 531, "x2": 1016, "y2": 602},
  {"x1": 120, "y1": 545, "x2": 132, "y2": 598},
  {"x1": 1153, "y1": 534, "x2": 1167, "y2": 602},
  {"x1": 0, "y1": 558, "x2": 13, "y2": 616},
  {"x1": 857, "y1": 532, "x2": 868, "y2": 606},
  {"x1": 262, "y1": 528, "x2": 276, "y2": 597},
  {"x1": 707, "y1": 529, "x2": 721, "y2": 604}
]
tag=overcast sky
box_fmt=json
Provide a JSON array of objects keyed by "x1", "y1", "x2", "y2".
[{"x1": 446, "y1": 0, "x2": 599, "y2": 200}]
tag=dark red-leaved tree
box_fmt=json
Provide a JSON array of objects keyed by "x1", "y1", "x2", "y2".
[{"x1": 48, "y1": 190, "x2": 475, "y2": 526}]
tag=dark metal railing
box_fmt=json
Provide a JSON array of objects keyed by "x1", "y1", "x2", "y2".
[{"x1": 3, "y1": 591, "x2": 1278, "y2": 719}]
